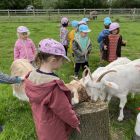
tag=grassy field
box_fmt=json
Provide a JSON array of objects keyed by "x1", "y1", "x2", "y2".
[{"x1": 0, "y1": 16, "x2": 140, "y2": 140}]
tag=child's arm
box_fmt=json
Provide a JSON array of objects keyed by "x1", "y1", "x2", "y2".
[
  {"x1": 116, "y1": 35, "x2": 126, "y2": 57},
  {"x1": 119, "y1": 35, "x2": 127, "y2": 46},
  {"x1": 49, "y1": 86, "x2": 80, "y2": 128},
  {"x1": 97, "y1": 32, "x2": 103, "y2": 43},
  {"x1": 0, "y1": 72, "x2": 23, "y2": 84},
  {"x1": 103, "y1": 36, "x2": 109, "y2": 50},
  {"x1": 31, "y1": 40, "x2": 36, "y2": 55},
  {"x1": 14, "y1": 45, "x2": 20, "y2": 60},
  {"x1": 87, "y1": 41, "x2": 92, "y2": 54}
]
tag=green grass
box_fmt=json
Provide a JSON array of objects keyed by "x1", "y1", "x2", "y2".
[{"x1": 0, "y1": 16, "x2": 140, "y2": 140}]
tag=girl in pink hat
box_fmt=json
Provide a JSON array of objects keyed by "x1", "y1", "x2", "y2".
[
  {"x1": 14, "y1": 26, "x2": 36, "y2": 63},
  {"x1": 60, "y1": 17, "x2": 69, "y2": 56},
  {"x1": 25, "y1": 38, "x2": 80, "y2": 140},
  {"x1": 102, "y1": 22, "x2": 127, "y2": 62}
]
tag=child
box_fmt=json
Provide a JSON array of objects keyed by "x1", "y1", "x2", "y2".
[
  {"x1": 82, "y1": 18, "x2": 89, "y2": 24},
  {"x1": 14, "y1": 26, "x2": 36, "y2": 63},
  {"x1": 0, "y1": 72, "x2": 23, "y2": 132},
  {"x1": 102, "y1": 22, "x2": 127, "y2": 62},
  {"x1": 68, "y1": 20, "x2": 79, "y2": 56},
  {"x1": 73, "y1": 25, "x2": 92, "y2": 78},
  {"x1": 97, "y1": 17, "x2": 112, "y2": 64},
  {"x1": 60, "y1": 17, "x2": 69, "y2": 56},
  {"x1": 77, "y1": 20, "x2": 87, "y2": 32},
  {"x1": 25, "y1": 38, "x2": 80, "y2": 140}
]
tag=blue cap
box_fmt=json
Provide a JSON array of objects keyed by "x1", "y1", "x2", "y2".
[
  {"x1": 71, "y1": 20, "x2": 79, "y2": 27},
  {"x1": 82, "y1": 18, "x2": 89, "y2": 22},
  {"x1": 79, "y1": 25, "x2": 91, "y2": 32},
  {"x1": 104, "y1": 17, "x2": 112, "y2": 25}
]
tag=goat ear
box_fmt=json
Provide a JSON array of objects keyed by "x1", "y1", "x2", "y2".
[{"x1": 103, "y1": 80, "x2": 119, "y2": 90}]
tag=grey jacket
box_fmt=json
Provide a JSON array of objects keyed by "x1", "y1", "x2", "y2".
[
  {"x1": 0, "y1": 72, "x2": 21, "y2": 84},
  {"x1": 72, "y1": 33, "x2": 92, "y2": 63}
]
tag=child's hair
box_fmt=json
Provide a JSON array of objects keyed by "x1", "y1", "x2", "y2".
[
  {"x1": 35, "y1": 51, "x2": 62, "y2": 68},
  {"x1": 104, "y1": 24, "x2": 110, "y2": 29},
  {"x1": 17, "y1": 26, "x2": 30, "y2": 38},
  {"x1": 110, "y1": 28, "x2": 120, "y2": 34},
  {"x1": 62, "y1": 23, "x2": 68, "y2": 27},
  {"x1": 36, "y1": 38, "x2": 70, "y2": 65},
  {"x1": 61, "y1": 17, "x2": 69, "y2": 27},
  {"x1": 17, "y1": 32, "x2": 30, "y2": 38},
  {"x1": 109, "y1": 22, "x2": 120, "y2": 34}
]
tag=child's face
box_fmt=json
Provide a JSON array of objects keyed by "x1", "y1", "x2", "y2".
[
  {"x1": 51, "y1": 57, "x2": 64, "y2": 70},
  {"x1": 80, "y1": 32, "x2": 88, "y2": 37},
  {"x1": 19, "y1": 32, "x2": 28, "y2": 40},
  {"x1": 111, "y1": 29, "x2": 119, "y2": 34}
]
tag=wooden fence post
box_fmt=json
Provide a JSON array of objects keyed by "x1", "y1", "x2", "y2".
[
  {"x1": 70, "y1": 101, "x2": 111, "y2": 140},
  {"x1": 58, "y1": 9, "x2": 60, "y2": 21},
  {"x1": 7, "y1": 9, "x2": 10, "y2": 17},
  {"x1": 109, "y1": 8, "x2": 111, "y2": 17},
  {"x1": 84, "y1": 8, "x2": 86, "y2": 18},
  {"x1": 48, "y1": 10, "x2": 51, "y2": 20},
  {"x1": 33, "y1": 9, "x2": 35, "y2": 16},
  {"x1": 132, "y1": 8, "x2": 136, "y2": 21}
]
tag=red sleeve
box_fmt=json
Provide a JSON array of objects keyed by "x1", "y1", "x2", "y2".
[{"x1": 49, "y1": 86, "x2": 80, "y2": 128}]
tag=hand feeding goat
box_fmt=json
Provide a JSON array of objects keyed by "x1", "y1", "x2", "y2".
[
  {"x1": 82, "y1": 58, "x2": 140, "y2": 121},
  {"x1": 11, "y1": 59, "x2": 88, "y2": 105}
]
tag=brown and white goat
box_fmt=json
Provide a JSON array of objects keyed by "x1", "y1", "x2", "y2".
[
  {"x1": 11, "y1": 59, "x2": 89, "y2": 104},
  {"x1": 11, "y1": 59, "x2": 34, "y2": 101}
]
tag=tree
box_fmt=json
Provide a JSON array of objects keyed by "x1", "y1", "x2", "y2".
[
  {"x1": 32, "y1": 0, "x2": 43, "y2": 8},
  {"x1": 112, "y1": 0, "x2": 140, "y2": 8},
  {"x1": 0, "y1": 0, "x2": 31, "y2": 9}
]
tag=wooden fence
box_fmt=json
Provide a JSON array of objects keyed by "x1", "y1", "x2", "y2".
[{"x1": 0, "y1": 8, "x2": 140, "y2": 21}]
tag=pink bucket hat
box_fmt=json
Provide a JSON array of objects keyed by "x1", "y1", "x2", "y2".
[
  {"x1": 38, "y1": 38, "x2": 70, "y2": 61},
  {"x1": 109, "y1": 22, "x2": 120, "y2": 31},
  {"x1": 17, "y1": 26, "x2": 29, "y2": 33},
  {"x1": 61, "y1": 17, "x2": 69, "y2": 24}
]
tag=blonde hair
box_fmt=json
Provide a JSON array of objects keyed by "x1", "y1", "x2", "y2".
[{"x1": 17, "y1": 32, "x2": 30, "y2": 38}]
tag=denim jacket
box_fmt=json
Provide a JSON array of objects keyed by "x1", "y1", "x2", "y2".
[{"x1": 0, "y1": 72, "x2": 21, "y2": 84}]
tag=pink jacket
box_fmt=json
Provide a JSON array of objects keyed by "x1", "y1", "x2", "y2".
[
  {"x1": 14, "y1": 38, "x2": 36, "y2": 62},
  {"x1": 25, "y1": 75, "x2": 80, "y2": 140}
]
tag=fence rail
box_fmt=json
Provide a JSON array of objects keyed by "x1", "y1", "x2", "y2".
[{"x1": 0, "y1": 8, "x2": 140, "y2": 21}]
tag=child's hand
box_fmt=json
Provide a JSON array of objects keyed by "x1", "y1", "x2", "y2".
[
  {"x1": 20, "y1": 76, "x2": 25, "y2": 81},
  {"x1": 104, "y1": 45, "x2": 107, "y2": 50},
  {"x1": 123, "y1": 40, "x2": 127, "y2": 45}
]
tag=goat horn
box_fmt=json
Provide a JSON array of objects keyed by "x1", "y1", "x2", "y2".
[
  {"x1": 82, "y1": 66, "x2": 93, "y2": 80},
  {"x1": 96, "y1": 70, "x2": 117, "y2": 82}
]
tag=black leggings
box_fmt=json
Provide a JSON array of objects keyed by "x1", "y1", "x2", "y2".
[
  {"x1": 64, "y1": 45, "x2": 68, "y2": 56},
  {"x1": 74, "y1": 62, "x2": 89, "y2": 75}
]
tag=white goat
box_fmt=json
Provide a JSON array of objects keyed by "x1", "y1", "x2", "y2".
[
  {"x1": 82, "y1": 57, "x2": 131, "y2": 101},
  {"x1": 82, "y1": 59, "x2": 140, "y2": 121},
  {"x1": 11, "y1": 59, "x2": 87, "y2": 105}
]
